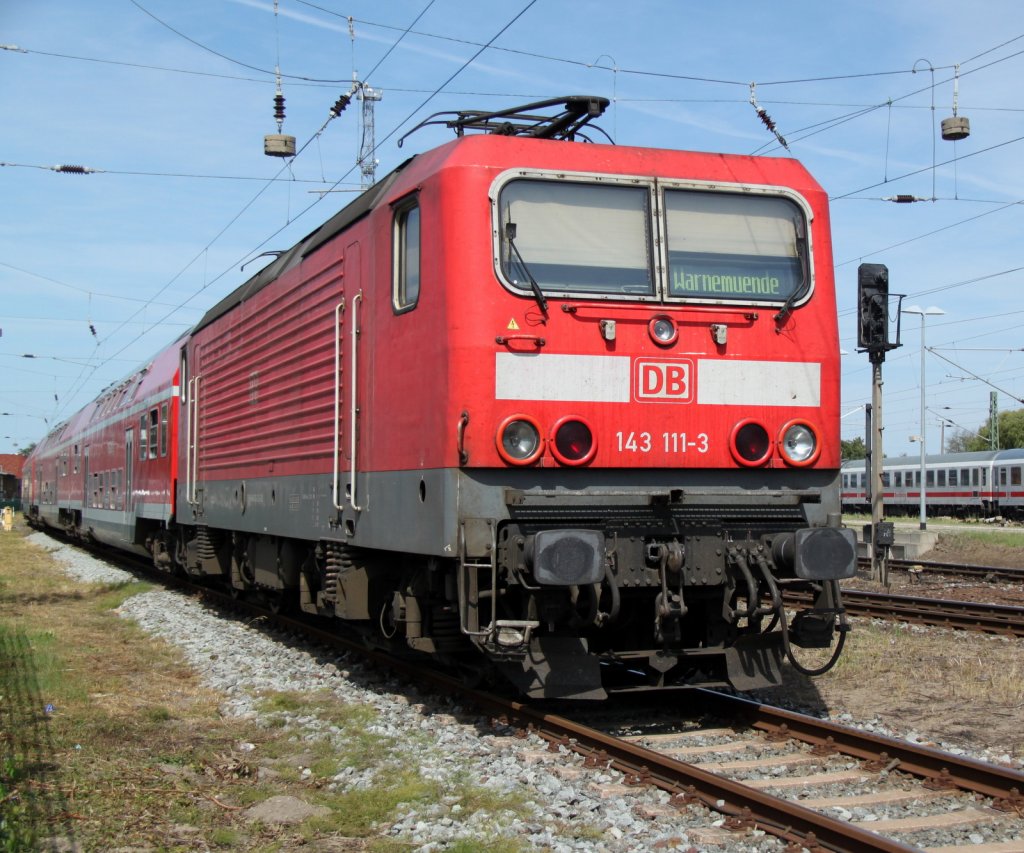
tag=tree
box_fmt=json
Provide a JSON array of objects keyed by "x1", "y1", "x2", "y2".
[
  {"x1": 1000, "y1": 408, "x2": 1024, "y2": 448},
  {"x1": 17, "y1": 443, "x2": 35, "y2": 457},
  {"x1": 945, "y1": 429, "x2": 974, "y2": 453},
  {"x1": 959, "y1": 408, "x2": 1024, "y2": 451},
  {"x1": 841, "y1": 437, "x2": 867, "y2": 460}
]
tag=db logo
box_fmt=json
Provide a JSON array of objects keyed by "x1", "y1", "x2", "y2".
[{"x1": 634, "y1": 359, "x2": 694, "y2": 403}]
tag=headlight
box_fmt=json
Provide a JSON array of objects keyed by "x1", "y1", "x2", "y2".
[
  {"x1": 497, "y1": 416, "x2": 542, "y2": 465},
  {"x1": 551, "y1": 417, "x2": 596, "y2": 466},
  {"x1": 731, "y1": 420, "x2": 772, "y2": 466},
  {"x1": 648, "y1": 315, "x2": 678, "y2": 346},
  {"x1": 780, "y1": 420, "x2": 820, "y2": 466}
]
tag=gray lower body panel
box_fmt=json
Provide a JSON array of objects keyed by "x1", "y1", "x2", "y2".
[{"x1": 182, "y1": 466, "x2": 841, "y2": 554}]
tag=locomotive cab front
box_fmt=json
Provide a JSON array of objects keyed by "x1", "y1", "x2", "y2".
[{"x1": 424, "y1": 135, "x2": 856, "y2": 698}]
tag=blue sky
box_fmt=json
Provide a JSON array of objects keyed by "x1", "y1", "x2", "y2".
[{"x1": 2, "y1": 0, "x2": 1023, "y2": 457}]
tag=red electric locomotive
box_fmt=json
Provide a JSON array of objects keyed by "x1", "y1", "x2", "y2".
[{"x1": 26, "y1": 98, "x2": 855, "y2": 699}]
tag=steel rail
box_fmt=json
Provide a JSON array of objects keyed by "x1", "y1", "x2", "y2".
[
  {"x1": 860, "y1": 557, "x2": 1024, "y2": 581},
  {"x1": 889, "y1": 557, "x2": 1024, "y2": 581},
  {"x1": 438, "y1": 684, "x2": 923, "y2": 853},
  {"x1": 839, "y1": 589, "x2": 1024, "y2": 636},
  {"x1": 45, "y1": 535, "x2": 1023, "y2": 853},
  {"x1": 786, "y1": 588, "x2": 1024, "y2": 636},
  {"x1": 190, "y1": 595, "x2": 908, "y2": 852},
  {"x1": 695, "y1": 690, "x2": 1024, "y2": 802}
]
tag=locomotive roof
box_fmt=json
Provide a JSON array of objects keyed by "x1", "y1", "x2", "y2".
[
  {"x1": 191, "y1": 132, "x2": 823, "y2": 336},
  {"x1": 192, "y1": 156, "x2": 413, "y2": 335}
]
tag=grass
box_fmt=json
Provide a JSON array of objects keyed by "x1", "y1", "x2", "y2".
[
  {"x1": 0, "y1": 524, "x2": 544, "y2": 850},
  {"x1": 824, "y1": 620, "x2": 1024, "y2": 706},
  {"x1": 937, "y1": 529, "x2": 1024, "y2": 550},
  {"x1": 763, "y1": 617, "x2": 1024, "y2": 762}
]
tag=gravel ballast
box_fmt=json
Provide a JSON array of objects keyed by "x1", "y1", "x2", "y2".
[{"x1": 26, "y1": 531, "x2": 1022, "y2": 851}]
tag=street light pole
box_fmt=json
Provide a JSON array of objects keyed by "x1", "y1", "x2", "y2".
[{"x1": 902, "y1": 305, "x2": 944, "y2": 531}]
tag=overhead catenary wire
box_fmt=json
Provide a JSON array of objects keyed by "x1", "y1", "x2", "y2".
[
  {"x1": 834, "y1": 202, "x2": 1024, "y2": 269},
  {"x1": 116, "y1": 4, "x2": 1024, "y2": 95},
  {"x1": 13, "y1": 43, "x2": 1024, "y2": 114},
  {"x1": 830, "y1": 135, "x2": 1024, "y2": 201},
  {"x1": 0, "y1": 161, "x2": 355, "y2": 183},
  {"x1": 10, "y1": 9, "x2": 1024, "y2": 429},
  {"x1": 46, "y1": 0, "x2": 541, "y2": 421}
]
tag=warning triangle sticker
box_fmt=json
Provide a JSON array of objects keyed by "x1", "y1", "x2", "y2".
[{"x1": 507, "y1": 318, "x2": 520, "y2": 330}]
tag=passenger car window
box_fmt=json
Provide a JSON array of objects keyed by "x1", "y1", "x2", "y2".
[
  {"x1": 393, "y1": 201, "x2": 420, "y2": 312},
  {"x1": 149, "y1": 409, "x2": 159, "y2": 459}
]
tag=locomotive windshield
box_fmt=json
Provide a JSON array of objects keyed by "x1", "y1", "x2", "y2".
[
  {"x1": 499, "y1": 181, "x2": 655, "y2": 295},
  {"x1": 664, "y1": 191, "x2": 804, "y2": 302},
  {"x1": 496, "y1": 177, "x2": 808, "y2": 303}
]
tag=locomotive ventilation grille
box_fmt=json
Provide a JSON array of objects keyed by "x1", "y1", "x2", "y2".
[{"x1": 506, "y1": 504, "x2": 806, "y2": 533}]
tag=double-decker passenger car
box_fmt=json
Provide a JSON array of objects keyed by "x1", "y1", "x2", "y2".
[
  {"x1": 842, "y1": 449, "x2": 1024, "y2": 518},
  {"x1": 26, "y1": 97, "x2": 856, "y2": 699},
  {"x1": 22, "y1": 343, "x2": 180, "y2": 557}
]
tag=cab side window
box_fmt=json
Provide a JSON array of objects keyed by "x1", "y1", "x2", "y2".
[{"x1": 393, "y1": 199, "x2": 420, "y2": 313}]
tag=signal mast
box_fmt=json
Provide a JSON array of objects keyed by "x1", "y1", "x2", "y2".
[{"x1": 856, "y1": 264, "x2": 903, "y2": 584}]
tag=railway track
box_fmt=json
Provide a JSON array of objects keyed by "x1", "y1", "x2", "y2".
[
  {"x1": 861, "y1": 557, "x2": 1024, "y2": 582},
  {"x1": 838, "y1": 589, "x2": 1024, "y2": 636},
  {"x1": 207, "y1": 591, "x2": 1024, "y2": 853},
  {"x1": 790, "y1": 587, "x2": 1024, "y2": 636},
  {"x1": 38, "y1": 532, "x2": 1024, "y2": 852}
]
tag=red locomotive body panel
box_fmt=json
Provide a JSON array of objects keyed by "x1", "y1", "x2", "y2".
[
  {"x1": 416, "y1": 137, "x2": 839, "y2": 475},
  {"x1": 185, "y1": 135, "x2": 838, "y2": 484}
]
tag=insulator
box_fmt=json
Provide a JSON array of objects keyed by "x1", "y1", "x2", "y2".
[
  {"x1": 330, "y1": 93, "x2": 351, "y2": 118},
  {"x1": 89, "y1": 324, "x2": 97, "y2": 337},
  {"x1": 887, "y1": 195, "x2": 924, "y2": 203},
  {"x1": 757, "y1": 109, "x2": 777, "y2": 132},
  {"x1": 273, "y1": 93, "x2": 286, "y2": 124},
  {"x1": 53, "y1": 164, "x2": 92, "y2": 174}
]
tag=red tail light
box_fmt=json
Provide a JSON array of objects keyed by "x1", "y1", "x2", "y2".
[
  {"x1": 731, "y1": 420, "x2": 772, "y2": 466},
  {"x1": 551, "y1": 417, "x2": 596, "y2": 466}
]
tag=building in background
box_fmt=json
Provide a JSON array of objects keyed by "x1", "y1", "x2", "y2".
[{"x1": 0, "y1": 454, "x2": 25, "y2": 510}]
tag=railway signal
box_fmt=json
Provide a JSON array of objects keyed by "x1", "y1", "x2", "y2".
[
  {"x1": 856, "y1": 263, "x2": 901, "y2": 359},
  {"x1": 857, "y1": 263, "x2": 904, "y2": 585}
]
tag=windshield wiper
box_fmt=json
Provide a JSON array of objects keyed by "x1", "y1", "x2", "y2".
[
  {"x1": 774, "y1": 216, "x2": 810, "y2": 327},
  {"x1": 505, "y1": 221, "x2": 548, "y2": 320}
]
